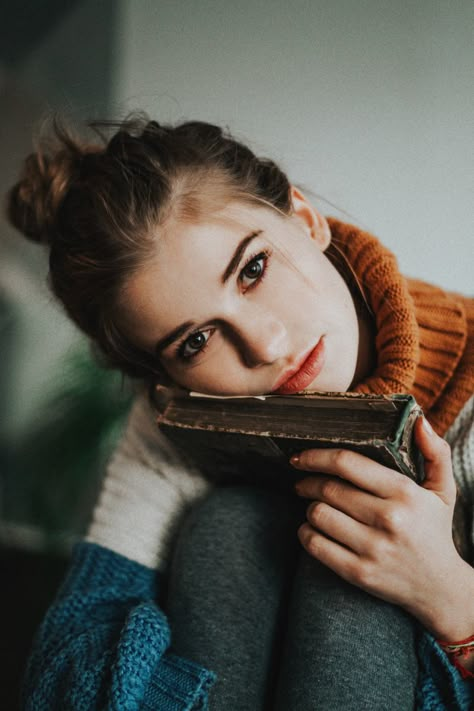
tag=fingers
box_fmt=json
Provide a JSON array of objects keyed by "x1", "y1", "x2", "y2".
[
  {"x1": 415, "y1": 417, "x2": 456, "y2": 502},
  {"x1": 296, "y1": 475, "x2": 385, "y2": 527},
  {"x1": 298, "y1": 522, "x2": 360, "y2": 583},
  {"x1": 294, "y1": 421, "x2": 459, "y2": 616},
  {"x1": 304, "y1": 501, "x2": 372, "y2": 554},
  {"x1": 291, "y1": 447, "x2": 409, "y2": 498}
]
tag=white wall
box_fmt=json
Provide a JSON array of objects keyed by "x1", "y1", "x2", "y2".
[
  {"x1": 2, "y1": 0, "x2": 472, "y2": 436},
  {"x1": 113, "y1": 0, "x2": 473, "y2": 292}
]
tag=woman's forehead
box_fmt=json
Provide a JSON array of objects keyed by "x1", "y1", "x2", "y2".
[
  {"x1": 122, "y1": 216, "x2": 255, "y2": 331},
  {"x1": 159, "y1": 216, "x2": 249, "y2": 270},
  {"x1": 146, "y1": 204, "x2": 274, "y2": 272},
  {"x1": 121, "y1": 202, "x2": 306, "y2": 337}
]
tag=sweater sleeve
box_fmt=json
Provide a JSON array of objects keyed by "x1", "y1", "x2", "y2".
[
  {"x1": 23, "y1": 392, "x2": 216, "y2": 709},
  {"x1": 416, "y1": 395, "x2": 474, "y2": 710},
  {"x1": 86, "y1": 391, "x2": 213, "y2": 569},
  {"x1": 23, "y1": 542, "x2": 216, "y2": 710}
]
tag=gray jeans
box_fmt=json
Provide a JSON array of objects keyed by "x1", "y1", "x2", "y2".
[{"x1": 166, "y1": 486, "x2": 418, "y2": 710}]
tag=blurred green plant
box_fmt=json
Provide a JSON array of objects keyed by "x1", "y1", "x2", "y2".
[{"x1": 6, "y1": 343, "x2": 134, "y2": 547}]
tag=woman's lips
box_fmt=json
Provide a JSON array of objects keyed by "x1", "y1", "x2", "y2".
[{"x1": 272, "y1": 337, "x2": 326, "y2": 395}]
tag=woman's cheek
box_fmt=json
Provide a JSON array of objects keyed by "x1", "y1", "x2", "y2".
[{"x1": 178, "y1": 344, "x2": 243, "y2": 395}]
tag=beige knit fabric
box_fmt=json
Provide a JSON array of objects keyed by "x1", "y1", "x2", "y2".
[
  {"x1": 445, "y1": 395, "x2": 474, "y2": 562},
  {"x1": 88, "y1": 220, "x2": 474, "y2": 568}
]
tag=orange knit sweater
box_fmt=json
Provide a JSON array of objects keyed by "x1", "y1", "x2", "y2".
[{"x1": 327, "y1": 218, "x2": 474, "y2": 436}]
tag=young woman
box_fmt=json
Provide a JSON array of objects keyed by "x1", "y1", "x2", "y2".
[{"x1": 7, "y1": 117, "x2": 474, "y2": 710}]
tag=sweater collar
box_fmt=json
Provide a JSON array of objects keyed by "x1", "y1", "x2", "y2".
[{"x1": 326, "y1": 218, "x2": 467, "y2": 416}]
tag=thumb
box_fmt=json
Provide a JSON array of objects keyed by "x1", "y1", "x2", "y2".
[{"x1": 416, "y1": 416, "x2": 456, "y2": 503}]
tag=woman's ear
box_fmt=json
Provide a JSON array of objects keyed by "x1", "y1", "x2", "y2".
[{"x1": 290, "y1": 186, "x2": 331, "y2": 250}]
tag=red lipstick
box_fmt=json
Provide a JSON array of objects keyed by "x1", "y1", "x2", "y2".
[{"x1": 273, "y1": 337, "x2": 326, "y2": 395}]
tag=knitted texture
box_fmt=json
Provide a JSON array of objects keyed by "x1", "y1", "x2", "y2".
[
  {"x1": 417, "y1": 629, "x2": 474, "y2": 710},
  {"x1": 425, "y1": 290, "x2": 474, "y2": 436},
  {"x1": 23, "y1": 220, "x2": 473, "y2": 710},
  {"x1": 23, "y1": 543, "x2": 216, "y2": 710},
  {"x1": 86, "y1": 393, "x2": 211, "y2": 569},
  {"x1": 87, "y1": 219, "x2": 473, "y2": 572},
  {"x1": 445, "y1": 396, "x2": 474, "y2": 507},
  {"x1": 414, "y1": 396, "x2": 474, "y2": 710},
  {"x1": 328, "y1": 218, "x2": 473, "y2": 435}
]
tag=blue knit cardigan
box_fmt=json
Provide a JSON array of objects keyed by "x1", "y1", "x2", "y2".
[
  {"x1": 23, "y1": 541, "x2": 472, "y2": 710},
  {"x1": 23, "y1": 542, "x2": 215, "y2": 710}
]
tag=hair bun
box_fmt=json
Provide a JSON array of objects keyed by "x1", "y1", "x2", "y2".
[
  {"x1": 6, "y1": 144, "x2": 81, "y2": 245},
  {"x1": 6, "y1": 118, "x2": 100, "y2": 246}
]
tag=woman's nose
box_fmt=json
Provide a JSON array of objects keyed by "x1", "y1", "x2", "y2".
[{"x1": 231, "y1": 309, "x2": 288, "y2": 368}]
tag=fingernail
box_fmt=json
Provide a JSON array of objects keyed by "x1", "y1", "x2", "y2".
[
  {"x1": 422, "y1": 416, "x2": 434, "y2": 436},
  {"x1": 290, "y1": 454, "x2": 300, "y2": 467},
  {"x1": 298, "y1": 524, "x2": 311, "y2": 545}
]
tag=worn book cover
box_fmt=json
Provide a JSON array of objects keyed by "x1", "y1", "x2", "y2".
[
  {"x1": 153, "y1": 388, "x2": 424, "y2": 485},
  {"x1": 153, "y1": 387, "x2": 473, "y2": 560}
]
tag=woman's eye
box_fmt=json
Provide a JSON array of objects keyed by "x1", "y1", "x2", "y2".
[
  {"x1": 239, "y1": 253, "x2": 267, "y2": 289},
  {"x1": 180, "y1": 329, "x2": 212, "y2": 359}
]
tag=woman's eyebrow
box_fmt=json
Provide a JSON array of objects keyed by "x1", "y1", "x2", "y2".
[
  {"x1": 155, "y1": 320, "x2": 194, "y2": 355},
  {"x1": 156, "y1": 230, "x2": 263, "y2": 355},
  {"x1": 221, "y1": 230, "x2": 262, "y2": 283}
]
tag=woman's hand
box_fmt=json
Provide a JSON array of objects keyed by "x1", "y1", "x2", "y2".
[{"x1": 292, "y1": 416, "x2": 474, "y2": 641}]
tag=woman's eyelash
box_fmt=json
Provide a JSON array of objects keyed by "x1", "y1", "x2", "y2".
[
  {"x1": 176, "y1": 328, "x2": 213, "y2": 361},
  {"x1": 238, "y1": 250, "x2": 271, "y2": 289},
  {"x1": 176, "y1": 248, "x2": 271, "y2": 361}
]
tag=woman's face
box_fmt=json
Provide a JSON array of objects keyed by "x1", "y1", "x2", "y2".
[{"x1": 121, "y1": 190, "x2": 362, "y2": 396}]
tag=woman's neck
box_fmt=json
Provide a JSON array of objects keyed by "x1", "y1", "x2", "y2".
[
  {"x1": 325, "y1": 239, "x2": 377, "y2": 389},
  {"x1": 351, "y1": 300, "x2": 377, "y2": 388}
]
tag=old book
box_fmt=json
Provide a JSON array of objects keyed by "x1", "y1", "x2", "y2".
[{"x1": 153, "y1": 388, "x2": 424, "y2": 485}]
